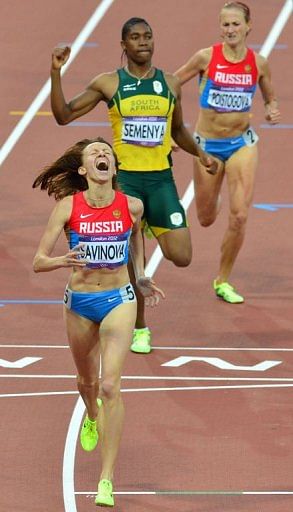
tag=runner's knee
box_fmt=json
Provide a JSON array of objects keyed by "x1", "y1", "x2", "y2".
[
  {"x1": 173, "y1": 253, "x2": 192, "y2": 267},
  {"x1": 100, "y1": 377, "x2": 120, "y2": 401},
  {"x1": 163, "y1": 247, "x2": 192, "y2": 267},
  {"x1": 229, "y1": 211, "x2": 248, "y2": 232},
  {"x1": 198, "y1": 213, "x2": 216, "y2": 227}
]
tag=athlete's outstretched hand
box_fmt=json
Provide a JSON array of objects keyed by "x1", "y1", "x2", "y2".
[
  {"x1": 52, "y1": 46, "x2": 71, "y2": 70},
  {"x1": 60, "y1": 245, "x2": 86, "y2": 268},
  {"x1": 136, "y1": 276, "x2": 165, "y2": 307},
  {"x1": 198, "y1": 150, "x2": 219, "y2": 175}
]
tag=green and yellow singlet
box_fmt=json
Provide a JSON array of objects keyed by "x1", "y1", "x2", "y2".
[{"x1": 108, "y1": 68, "x2": 175, "y2": 172}]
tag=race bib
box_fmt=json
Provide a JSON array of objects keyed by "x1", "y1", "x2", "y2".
[
  {"x1": 122, "y1": 116, "x2": 167, "y2": 147},
  {"x1": 242, "y1": 127, "x2": 259, "y2": 146},
  {"x1": 79, "y1": 235, "x2": 129, "y2": 269},
  {"x1": 208, "y1": 89, "x2": 253, "y2": 112}
]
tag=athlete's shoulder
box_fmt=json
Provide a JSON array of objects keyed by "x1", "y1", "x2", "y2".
[
  {"x1": 54, "y1": 194, "x2": 74, "y2": 222},
  {"x1": 58, "y1": 195, "x2": 74, "y2": 208},
  {"x1": 198, "y1": 46, "x2": 213, "y2": 68},
  {"x1": 203, "y1": 45, "x2": 214, "y2": 56},
  {"x1": 126, "y1": 194, "x2": 144, "y2": 218},
  {"x1": 174, "y1": 46, "x2": 212, "y2": 84},
  {"x1": 186, "y1": 46, "x2": 212, "y2": 71},
  {"x1": 87, "y1": 70, "x2": 119, "y2": 101},
  {"x1": 162, "y1": 71, "x2": 180, "y2": 96},
  {"x1": 254, "y1": 52, "x2": 267, "y2": 67},
  {"x1": 89, "y1": 70, "x2": 118, "y2": 87},
  {"x1": 252, "y1": 51, "x2": 268, "y2": 77}
]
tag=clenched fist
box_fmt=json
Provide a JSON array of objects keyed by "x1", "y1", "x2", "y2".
[{"x1": 51, "y1": 46, "x2": 71, "y2": 70}]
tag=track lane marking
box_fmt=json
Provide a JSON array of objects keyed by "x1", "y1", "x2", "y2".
[
  {"x1": 2, "y1": 375, "x2": 293, "y2": 382},
  {"x1": 2, "y1": 344, "x2": 293, "y2": 351},
  {"x1": 76, "y1": 490, "x2": 293, "y2": 496},
  {"x1": 2, "y1": 382, "x2": 293, "y2": 399}
]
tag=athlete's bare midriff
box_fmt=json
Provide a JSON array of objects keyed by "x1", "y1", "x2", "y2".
[
  {"x1": 196, "y1": 108, "x2": 250, "y2": 139},
  {"x1": 68, "y1": 265, "x2": 130, "y2": 292}
]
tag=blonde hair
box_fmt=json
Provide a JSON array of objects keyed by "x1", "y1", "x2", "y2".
[{"x1": 222, "y1": 2, "x2": 251, "y2": 23}]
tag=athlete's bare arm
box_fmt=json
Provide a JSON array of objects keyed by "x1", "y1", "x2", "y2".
[
  {"x1": 174, "y1": 48, "x2": 212, "y2": 85},
  {"x1": 166, "y1": 73, "x2": 218, "y2": 174},
  {"x1": 128, "y1": 196, "x2": 165, "y2": 305},
  {"x1": 256, "y1": 54, "x2": 281, "y2": 125},
  {"x1": 128, "y1": 196, "x2": 145, "y2": 279},
  {"x1": 166, "y1": 73, "x2": 198, "y2": 152},
  {"x1": 50, "y1": 46, "x2": 118, "y2": 125},
  {"x1": 33, "y1": 197, "x2": 85, "y2": 272}
]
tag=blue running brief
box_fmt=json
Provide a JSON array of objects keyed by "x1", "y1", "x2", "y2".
[
  {"x1": 193, "y1": 126, "x2": 258, "y2": 162},
  {"x1": 63, "y1": 283, "x2": 136, "y2": 323}
]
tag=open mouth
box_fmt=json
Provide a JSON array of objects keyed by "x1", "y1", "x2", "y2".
[{"x1": 96, "y1": 160, "x2": 109, "y2": 171}]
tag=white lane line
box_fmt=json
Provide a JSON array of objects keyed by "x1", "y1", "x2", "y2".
[
  {"x1": 76, "y1": 490, "x2": 293, "y2": 496},
  {"x1": 2, "y1": 344, "x2": 293, "y2": 351},
  {"x1": 0, "y1": 0, "x2": 116, "y2": 167},
  {"x1": 151, "y1": 346, "x2": 293, "y2": 351},
  {"x1": 0, "y1": 391, "x2": 78, "y2": 398},
  {"x1": 2, "y1": 374, "x2": 293, "y2": 382},
  {"x1": 0, "y1": 374, "x2": 75, "y2": 378},
  {"x1": 261, "y1": 0, "x2": 293, "y2": 58},
  {"x1": 0, "y1": 344, "x2": 69, "y2": 348},
  {"x1": 243, "y1": 491, "x2": 293, "y2": 495},
  {"x1": 2, "y1": 382, "x2": 293, "y2": 398},
  {"x1": 120, "y1": 383, "x2": 293, "y2": 392},
  {"x1": 63, "y1": 397, "x2": 84, "y2": 512},
  {"x1": 80, "y1": 491, "x2": 157, "y2": 496}
]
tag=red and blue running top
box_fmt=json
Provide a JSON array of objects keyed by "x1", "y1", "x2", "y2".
[
  {"x1": 67, "y1": 190, "x2": 133, "y2": 269},
  {"x1": 199, "y1": 43, "x2": 258, "y2": 113}
]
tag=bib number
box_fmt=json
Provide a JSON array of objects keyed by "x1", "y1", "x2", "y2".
[
  {"x1": 126, "y1": 284, "x2": 135, "y2": 301},
  {"x1": 243, "y1": 127, "x2": 259, "y2": 146},
  {"x1": 121, "y1": 284, "x2": 136, "y2": 303},
  {"x1": 63, "y1": 287, "x2": 72, "y2": 308}
]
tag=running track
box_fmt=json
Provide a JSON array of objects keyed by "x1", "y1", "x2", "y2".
[{"x1": 0, "y1": 1, "x2": 293, "y2": 511}]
